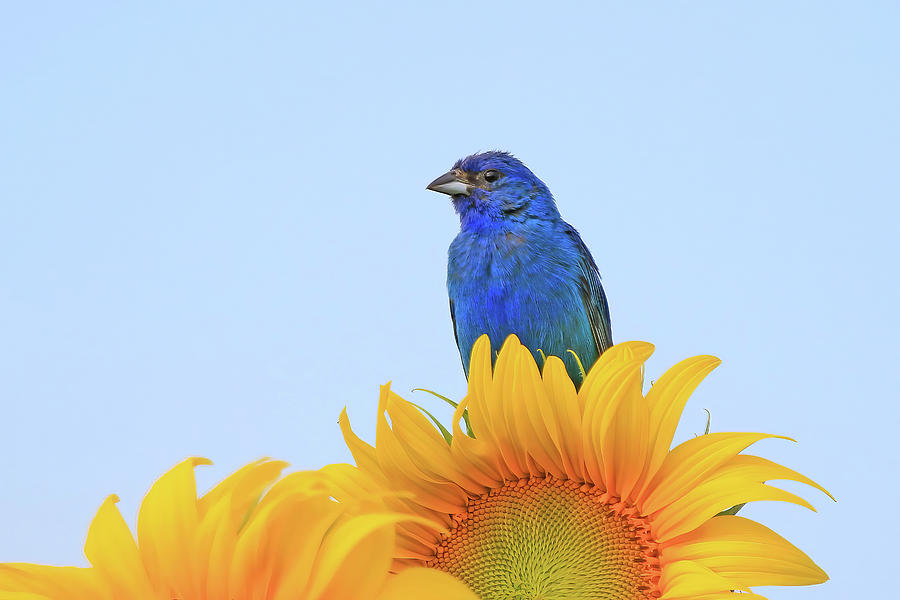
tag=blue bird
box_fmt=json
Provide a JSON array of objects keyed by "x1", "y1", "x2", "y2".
[{"x1": 427, "y1": 151, "x2": 612, "y2": 386}]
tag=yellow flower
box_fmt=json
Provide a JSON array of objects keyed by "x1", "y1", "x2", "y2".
[
  {"x1": 0, "y1": 458, "x2": 477, "y2": 600},
  {"x1": 339, "y1": 335, "x2": 832, "y2": 600}
]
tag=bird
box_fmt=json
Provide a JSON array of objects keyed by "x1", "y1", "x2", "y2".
[{"x1": 426, "y1": 151, "x2": 612, "y2": 387}]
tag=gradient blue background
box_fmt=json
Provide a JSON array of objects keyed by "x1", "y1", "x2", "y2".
[{"x1": 2, "y1": 3, "x2": 897, "y2": 597}]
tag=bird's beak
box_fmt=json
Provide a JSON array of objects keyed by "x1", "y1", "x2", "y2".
[{"x1": 426, "y1": 171, "x2": 470, "y2": 196}]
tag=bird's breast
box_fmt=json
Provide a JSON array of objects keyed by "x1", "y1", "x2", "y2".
[
  {"x1": 446, "y1": 219, "x2": 603, "y2": 385},
  {"x1": 448, "y1": 229, "x2": 580, "y2": 314}
]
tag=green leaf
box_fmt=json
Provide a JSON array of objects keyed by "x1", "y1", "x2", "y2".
[
  {"x1": 411, "y1": 388, "x2": 475, "y2": 438},
  {"x1": 411, "y1": 388, "x2": 458, "y2": 408},
  {"x1": 716, "y1": 503, "x2": 746, "y2": 516},
  {"x1": 408, "y1": 400, "x2": 453, "y2": 445}
]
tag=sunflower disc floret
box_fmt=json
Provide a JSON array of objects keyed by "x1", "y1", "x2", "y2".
[{"x1": 430, "y1": 476, "x2": 661, "y2": 599}]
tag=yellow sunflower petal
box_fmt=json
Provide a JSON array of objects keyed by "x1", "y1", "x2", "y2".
[
  {"x1": 450, "y1": 397, "x2": 506, "y2": 488},
  {"x1": 377, "y1": 567, "x2": 478, "y2": 600},
  {"x1": 335, "y1": 417, "x2": 447, "y2": 553},
  {"x1": 320, "y1": 445, "x2": 450, "y2": 557},
  {"x1": 315, "y1": 463, "x2": 389, "y2": 505},
  {"x1": 234, "y1": 493, "x2": 343, "y2": 600},
  {"x1": 634, "y1": 355, "x2": 721, "y2": 502},
  {"x1": 463, "y1": 335, "x2": 501, "y2": 448},
  {"x1": 340, "y1": 407, "x2": 381, "y2": 472},
  {"x1": 485, "y1": 335, "x2": 532, "y2": 478},
  {"x1": 641, "y1": 433, "x2": 787, "y2": 515},
  {"x1": 605, "y1": 365, "x2": 650, "y2": 500},
  {"x1": 303, "y1": 513, "x2": 403, "y2": 600},
  {"x1": 375, "y1": 386, "x2": 470, "y2": 514},
  {"x1": 579, "y1": 340, "x2": 655, "y2": 402},
  {"x1": 0, "y1": 565, "x2": 106, "y2": 600},
  {"x1": 659, "y1": 559, "x2": 749, "y2": 598},
  {"x1": 654, "y1": 484, "x2": 816, "y2": 542},
  {"x1": 682, "y1": 594, "x2": 769, "y2": 600},
  {"x1": 581, "y1": 345, "x2": 652, "y2": 489},
  {"x1": 259, "y1": 469, "x2": 341, "y2": 514},
  {"x1": 540, "y1": 355, "x2": 585, "y2": 480},
  {"x1": 136, "y1": 456, "x2": 211, "y2": 597},
  {"x1": 197, "y1": 458, "x2": 288, "y2": 523},
  {"x1": 709, "y1": 455, "x2": 834, "y2": 500},
  {"x1": 189, "y1": 458, "x2": 291, "y2": 598},
  {"x1": 385, "y1": 388, "x2": 486, "y2": 495},
  {"x1": 0, "y1": 592, "x2": 53, "y2": 600},
  {"x1": 457, "y1": 336, "x2": 520, "y2": 484},
  {"x1": 653, "y1": 452, "x2": 832, "y2": 540},
  {"x1": 192, "y1": 493, "x2": 236, "y2": 600},
  {"x1": 663, "y1": 515, "x2": 828, "y2": 588},
  {"x1": 507, "y1": 343, "x2": 567, "y2": 478},
  {"x1": 84, "y1": 494, "x2": 152, "y2": 598}
]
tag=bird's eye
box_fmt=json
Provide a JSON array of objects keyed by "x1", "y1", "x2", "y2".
[{"x1": 483, "y1": 170, "x2": 500, "y2": 183}]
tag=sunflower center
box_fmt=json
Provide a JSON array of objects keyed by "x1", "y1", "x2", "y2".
[{"x1": 427, "y1": 476, "x2": 660, "y2": 600}]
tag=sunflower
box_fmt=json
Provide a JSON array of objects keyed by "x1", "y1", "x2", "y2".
[
  {"x1": 339, "y1": 335, "x2": 832, "y2": 600},
  {"x1": 0, "y1": 458, "x2": 477, "y2": 600}
]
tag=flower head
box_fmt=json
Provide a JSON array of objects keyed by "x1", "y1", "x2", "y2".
[
  {"x1": 0, "y1": 459, "x2": 477, "y2": 600},
  {"x1": 339, "y1": 335, "x2": 832, "y2": 599}
]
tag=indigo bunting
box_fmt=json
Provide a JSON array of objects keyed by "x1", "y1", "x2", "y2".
[{"x1": 427, "y1": 151, "x2": 612, "y2": 386}]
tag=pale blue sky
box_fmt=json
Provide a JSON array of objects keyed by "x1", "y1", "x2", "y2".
[{"x1": 2, "y1": 2, "x2": 897, "y2": 597}]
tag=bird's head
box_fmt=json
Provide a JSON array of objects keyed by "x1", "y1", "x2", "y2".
[{"x1": 426, "y1": 151, "x2": 559, "y2": 228}]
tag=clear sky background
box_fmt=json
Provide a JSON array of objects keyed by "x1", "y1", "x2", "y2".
[{"x1": 2, "y1": 2, "x2": 897, "y2": 597}]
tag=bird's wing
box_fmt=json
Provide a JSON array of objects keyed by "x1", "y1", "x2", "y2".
[
  {"x1": 565, "y1": 227, "x2": 613, "y2": 354},
  {"x1": 449, "y1": 297, "x2": 472, "y2": 376},
  {"x1": 449, "y1": 298, "x2": 461, "y2": 351}
]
